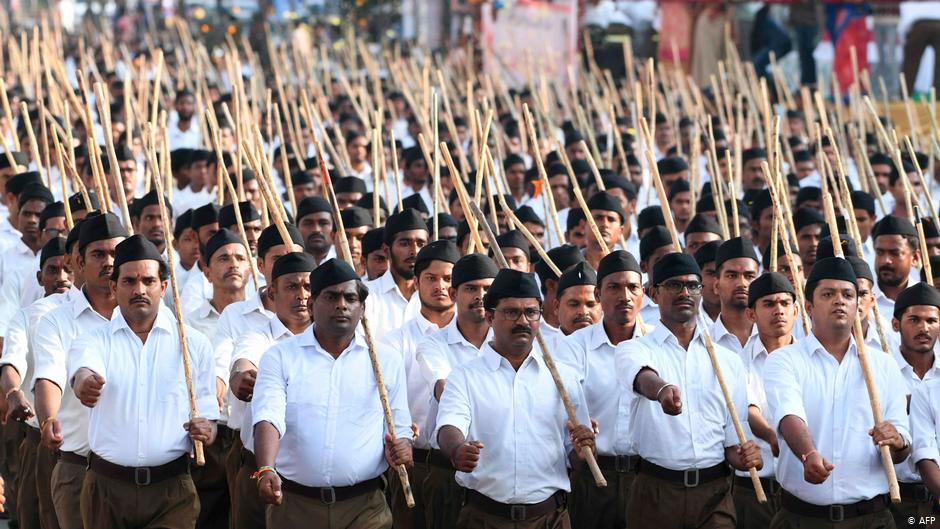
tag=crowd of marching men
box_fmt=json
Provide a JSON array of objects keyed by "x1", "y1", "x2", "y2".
[{"x1": 2, "y1": 14, "x2": 940, "y2": 529}]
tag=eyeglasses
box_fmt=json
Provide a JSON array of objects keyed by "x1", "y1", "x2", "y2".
[
  {"x1": 491, "y1": 307, "x2": 542, "y2": 321},
  {"x1": 658, "y1": 280, "x2": 704, "y2": 294}
]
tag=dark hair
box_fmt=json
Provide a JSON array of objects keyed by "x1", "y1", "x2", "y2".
[
  {"x1": 805, "y1": 278, "x2": 857, "y2": 303},
  {"x1": 483, "y1": 295, "x2": 542, "y2": 312},
  {"x1": 311, "y1": 279, "x2": 369, "y2": 303},
  {"x1": 109, "y1": 259, "x2": 170, "y2": 283}
]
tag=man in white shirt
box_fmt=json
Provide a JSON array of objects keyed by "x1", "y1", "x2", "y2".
[
  {"x1": 167, "y1": 90, "x2": 202, "y2": 149},
  {"x1": 33, "y1": 212, "x2": 127, "y2": 529},
  {"x1": 873, "y1": 216, "x2": 921, "y2": 318},
  {"x1": 533, "y1": 244, "x2": 587, "y2": 333},
  {"x1": 709, "y1": 237, "x2": 760, "y2": 361},
  {"x1": 435, "y1": 268, "x2": 595, "y2": 528},
  {"x1": 764, "y1": 257, "x2": 911, "y2": 527},
  {"x1": 70, "y1": 235, "x2": 218, "y2": 528},
  {"x1": 295, "y1": 196, "x2": 335, "y2": 265},
  {"x1": 548, "y1": 262, "x2": 601, "y2": 349},
  {"x1": 364, "y1": 208, "x2": 428, "y2": 337},
  {"x1": 616, "y1": 252, "x2": 762, "y2": 528},
  {"x1": 887, "y1": 283, "x2": 940, "y2": 526},
  {"x1": 415, "y1": 253, "x2": 497, "y2": 529},
  {"x1": 172, "y1": 209, "x2": 202, "y2": 294},
  {"x1": 228, "y1": 251, "x2": 314, "y2": 529},
  {"x1": 558, "y1": 250, "x2": 645, "y2": 529},
  {"x1": 735, "y1": 272, "x2": 799, "y2": 527},
  {"x1": 129, "y1": 189, "x2": 172, "y2": 254},
  {"x1": 584, "y1": 191, "x2": 626, "y2": 271},
  {"x1": 252, "y1": 258, "x2": 413, "y2": 528},
  {"x1": 379, "y1": 239, "x2": 459, "y2": 529}
]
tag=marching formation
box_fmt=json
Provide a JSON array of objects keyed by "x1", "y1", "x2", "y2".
[{"x1": 0, "y1": 9, "x2": 938, "y2": 529}]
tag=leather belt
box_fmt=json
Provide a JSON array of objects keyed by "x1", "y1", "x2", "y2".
[
  {"x1": 280, "y1": 476, "x2": 382, "y2": 505},
  {"x1": 25, "y1": 425, "x2": 40, "y2": 444},
  {"x1": 465, "y1": 489, "x2": 566, "y2": 522},
  {"x1": 637, "y1": 459, "x2": 729, "y2": 487},
  {"x1": 734, "y1": 475, "x2": 781, "y2": 495},
  {"x1": 58, "y1": 451, "x2": 87, "y2": 467},
  {"x1": 240, "y1": 447, "x2": 257, "y2": 469},
  {"x1": 781, "y1": 491, "x2": 888, "y2": 522},
  {"x1": 88, "y1": 452, "x2": 188, "y2": 487},
  {"x1": 899, "y1": 482, "x2": 933, "y2": 503},
  {"x1": 413, "y1": 447, "x2": 452, "y2": 469},
  {"x1": 217, "y1": 424, "x2": 236, "y2": 441},
  {"x1": 413, "y1": 447, "x2": 431, "y2": 464},
  {"x1": 597, "y1": 454, "x2": 639, "y2": 473}
]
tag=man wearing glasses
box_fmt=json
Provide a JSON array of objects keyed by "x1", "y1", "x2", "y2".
[
  {"x1": 616, "y1": 252, "x2": 762, "y2": 528},
  {"x1": 435, "y1": 268, "x2": 596, "y2": 528}
]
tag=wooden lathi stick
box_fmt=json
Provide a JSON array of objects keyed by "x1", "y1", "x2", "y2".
[
  {"x1": 468, "y1": 200, "x2": 607, "y2": 488},
  {"x1": 312, "y1": 126, "x2": 415, "y2": 509},
  {"x1": 94, "y1": 83, "x2": 134, "y2": 233},
  {"x1": 916, "y1": 207, "x2": 935, "y2": 287},
  {"x1": 144, "y1": 126, "x2": 205, "y2": 467}
]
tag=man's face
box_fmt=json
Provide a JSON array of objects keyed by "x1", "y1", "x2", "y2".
[
  {"x1": 40, "y1": 216, "x2": 67, "y2": 246},
  {"x1": 669, "y1": 192, "x2": 692, "y2": 227},
  {"x1": 857, "y1": 278, "x2": 875, "y2": 321},
  {"x1": 684, "y1": 232, "x2": 722, "y2": 255},
  {"x1": 628, "y1": 164, "x2": 643, "y2": 188},
  {"x1": 79, "y1": 237, "x2": 124, "y2": 290},
  {"x1": 347, "y1": 136, "x2": 369, "y2": 164},
  {"x1": 776, "y1": 254, "x2": 804, "y2": 290},
  {"x1": 364, "y1": 249, "x2": 388, "y2": 280},
  {"x1": 242, "y1": 180, "x2": 262, "y2": 212},
  {"x1": 299, "y1": 212, "x2": 334, "y2": 255},
  {"x1": 755, "y1": 208, "x2": 774, "y2": 246},
  {"x1": 118, "y1": 160, "x2": 137, "y2": 199},
  {"x1": 417, "y1": 260, "x2": 454, "y2": 312},
  {"x1": 661, "y1": 171, "x2": 689, "y2": 189},
  {"x1": 335, "y1": 192, "x2": 363, "y2": 210},
  {"x1": 502, "y1": 247, "x2": 529, "y2": 272},
  {"x1": 743, "y1": 159, "x2": 766, "y2": 190},
  {"x1": 505, "y1": 163, "x2": 526, "y2": 196},
  {"x1": 566, "y1": 220, "x2": 587, "y2": 249},
  {"x1": 134, "y1": 205, "x2": 167, "y2": 250},
  {"x1": 654, "y1": 122, "x2": 674, "y2": 148},
  {"x1": 38, "y1": 254, "x2": 73, "y2": 296},
  {"x1": 387, "y1": 230, "x2": 428, "y2": 280},
  {"x1": 524, "y1": 222, "x2": 545, "y2": 249},
  {"x1": 590, "y1": 210, "x2": 623, "y2": 252},
  {"x1": 854, "y1": 208, "x2": 874, "y2": 242},
  {"x1": 17, "y1": 199, "x2": 46, "y2": 246},
  {"x1": 566, "y1": 142, "x2": 587, "y2": 161},
  {"x1": 450, "y1": 278, "x2": 493, "y2": 324},
  {"x1": 174, "y1": 227, "x2": 201, "y2": 269},
  {"x1": 205, "y1": 243, "x2": 249, "y2": 291},
  {"x1": 641, "y1": 244, "x2": 677, "y2": 275},
  {"x1": 258, "y1": 243, "x2": 303, "y2": 282},
  {"x1": 875, "y1": 234, "x2": 916, "y2": 288},
  {"x1": 340, "y1": 226, "x2": 370, "y2": 270},
  {"x1": 651, "y1": 273, "x2": 702, "y2": 324},
  {"x1": 439, "y1": 226, "x2": 458, "y2": 246},
  {"x1": 271, "y1": 271, "x2": 312, "y2": 326},
  {"x1": 549, "y1": 175, "x2": 571, "y2": 210},
  {"x1": 795, "y1": 159, "x2": 816, "y2": 179},
  {"x1": 893, "y1": 305, "x2": 940, "y2": 355},
  {"x1": 716, "y1": 258, "x2": 759, "y2": 311},
  {"x1": 597, "y1": 271, "x2": 643, "y2": 327},
  {"x1": 555, "y1": 285, "x2": 600, "y2": 335},
  {"x1": 311, "y1": 280, "x2": 364, "y2": 336},
  {"x1": 746, "y1": 292, "x2": 796, "y2": 338},
  {"x1": 241, "y1": 220, "x2": 263, "y2": 256},
  {"x1": 486, "y1": 297, "x2": 540, "y2": 351},
  {"x1": 872, "y1": 163, "x2": 892, "y2": 194},
  {"x1": 293, "y1": 183, "x2": 318, "y2": 200},
  {"x1": 111, "y1": 260, "x2": 167, "y2": 322},
  {"x1": 405, "y1": 159, "x2": 429, "y2": 185},
  {"x1": 176, "y1": 95, "x2": 196, "y2": 121},
  {"x1": 797, "y1": 224, "x2": 821, "y2": 267},
  {"x1": 807, "y1": 279, "x2": 857, "y2": 333},
  {"x1": 701, "y1": 261, "x2": 720, "y2": 308}
]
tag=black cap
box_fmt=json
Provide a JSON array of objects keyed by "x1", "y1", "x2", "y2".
[
  {"x1": 850, "y1": 190, "x2": 876, "y2": 216},
  {"x1": 535, "y1": 244, "x2": 585, "y2": 283},
  {"x1": 804, "y1": 257, "x2": 857, "y2": 295},
  {"x1": 742, "y1": 148, "x2": 767, "y2": 163},
  {"x1": 495, "y1": 230, "x2": 530, "y2": 259},
  {"x1": 566, "y1": 208, "x2": 585, "y2": 231},
  {"x1": 761, "y1": 240, "x2": 798, "y2": 270},
  {"x1": 431, "y1": 213, "x2": 458, "y2": 231},
  {"x1": 39, "y1": 236, "x2": 67, "y2": 268},
  {"x1": 384, "y1": 209, "x2": 428, "y2": 244},
  {"x1": 174, "y1": 209, "x2": 195, "y2": 239},
  {"x1": 816, "y1": 234, "x2": 858, "y2": 260},
  {"x1": 5, "y1": 171, "x2": 41, "y2": 195},
  {"x1": 271, "y1": 252, "x2": 317, "y2": 281},
  {"x1": 131, "y1": 190, "x2": 171, "y2": 219},
  {"x1": 258, "y1": 223, "x2": 303, "y2": 258},
  {"x1": 695, "y1": 240, "x2": 722, "y2": 268},
  {"x1": 483, "y1": 268, "x2": 541, "y2": 308},
  {"x1": 17, "y1": 184, "x2": 54, "y2": 207},
  {"x1": 357, "y1": 192, "x2": 388, "y2": 213},
  {"x1": 65, "y1": 217, "x2": 88, "y2": 253},
  {"x1": 191, "y1": 203, "x2": 220, "y2": 230},
  {"x1": 362, "y1": 227, "x2": 385, "y2": 256},
  {"x1": 747, "y1": 272, "x2": 796, "y2": 308},
  {"x1": 68, "y1": 190, "x2": 100, "y2": 213},
  {"x1": 219, "y1": 201, "x2": 260, "y2": 228},
  {"x1": 667, "y1": 179, "x2": 691, "y2": 202},
  {"x1": 414, "y1": 240, "x2": 460, "y2": 278},
  {"x1": 557, "y1": 261, "x2": 596, "y2": 297},
  {"x1": 652, "y1": 252, "x2": 702, "y2": 285},
  {"x1": 340, "y1": 206, "x2": 373, "y2": 229},
  {"x1": 749, "y1": 189, "x2": 773, "y2": 221},
  {"x1": 309, "y1": 258, "x2": 362, "y2": 293},
  {"x1": 847, "y1": 255, "x2": 874, "y2": 283},
  {"x1": 39, "y1": 202, "x2": 65, "y2": 231},
  {"x1": 203, "y1": 228, "x2": 244, "y2": 263},
  {"x1": 873, "y1": 215, "x2": 917, "y2": 239},
  {"x1": 638, "y1": 206, "x2": 666, "y2": 232},
  {"x1": 515, "y1": 205, "x2": 544, "y2": 226},
  {"x1": 657, "y1": 157, "x2": 688, "y2": 175},
  {"x1": 78, "y1": 212, "x2": 128, "y2": 253},
  {"x1": 715, "y1": 236, "x2": 759, "y2": 270},
  {"x1": 586, "y1": 190, "x2": 626, "y2": 223},
  {"x1": 597, "y1": 250, "x2": 641, "y2": 287},
  {"x1": 640, "y1": 226, "x2": 674, "y2": 262},
  {"x1": 296, "y1": 196, "x2": 332, "y2": 222},
  {"x1": 113, "y1": 234, "x2": 164, "y2": 271},
  {"x1": 400, "y1": 193, "x2": 430, "y2": 215},
  {"x1": 334, "y1": 176, "x2": 367, "y2": 194},
  {"x1": 0, "y1": 151, "x2": 28, "y2": 170},
  {"x1": 894, "y1": 282, "x2": 940, "y2": 319},
  {"x1": 452, "y1": 253, "x2": 499, "y2": 288},
  {"x1": 685, "y1": 213, "x2": 723, "y2": 236},
  {"x1": 794, "y1": 208, "x2": 825, "y2": 232}
]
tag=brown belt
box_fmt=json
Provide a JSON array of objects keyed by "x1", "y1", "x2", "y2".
[
  {"x1": 217, "y1": 423, "x2": 236, "y2": 441},
  {"x1": 25, "y1": 425, "x2": 40, "y2": 444},
  {"x1": 781, "y1": 491, "x2": 888, "y2": 522},
  {"x1": 240, "y1": 447, "x2": 257, "y2": 469},
  {"x1": 88, "y1": 452, "x2": 188, "y2": 486},
  {"x1": 413, "y1": 447, "x2": 452, "y2": 469},
  {"x1": 58, "y1": 451, "x2": 87, "y2": 467},
  {"x1": 899, "y1": 482, "x2": 933, "y2": 503},
  {"x1": 279, "y1": 475, "x2": 382, "y2": 505},
  {"x1": 637, "y1": 459, "x2": 730, "y2": 487},
  {"x1": 734, "y1": 475, "x2": 781, "y2": 495},
  {"x1": 597, "y1": 454, "x2": 639, "y2": 473},
  {"x1": 464, "y1": 489, "x2": 566, "y2": 522}
]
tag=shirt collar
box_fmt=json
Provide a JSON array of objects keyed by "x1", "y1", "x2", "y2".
[
  {"x1": 893, "y1": 348, "x2": 940, "y2": 378},
  {"x1": 588, "y1": 320, "x2": 619, "y2": 350},
  {"x1": 444, "y1": 316, "x2": 492, "y2": 348},
  {"x1": 712, "y1": 315, "x2": 756, "y2": 342},
  {"x1": 481, "y1": 341, "x2": 544, "y2": 372},
  {"x1": 804, "y1": 331, "x2": 859, "y2": 359},
  {"x1": 111, "y1": 304, "x2": 175, "y2": 336},
  {"x1": 239, "y1": 290, "x2": 271, "y2": 317},
  {"x1": 649, "y1": 319, "x2": 704, "y2": 347},
  {"x1": 302, "y1": 324, "x2": 368, "y2": 353}
]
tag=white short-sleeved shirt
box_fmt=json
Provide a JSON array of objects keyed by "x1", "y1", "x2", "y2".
[
  {"x1": 709, "y1": 315, "x2": 756, "y2": 364},
  {"x1": 740, "y1": 335, "x2": 780, "y2": 479},
  {"x1": 911, "y1": 378, "x2": 940, "y2": 473},
  {"x1": 217, "y1": 291, "x2": 275, "y2": 429},
  {"x1": 763, "y1": 333, "x2": 911, "y2": 505},
  {"x1": 252, "y1": 327, "x2": 412, "y2": 487},
  {"x1": 434, "y1": 342, "x2": 590, "y2": 504},
  {"x1": 67, "y1": 306, "x2": 220, "y2": 467},
  {"x1": 363, "y1": 272, "x2": 421, "y2": 337},
  {"x1": 892, "y1": 350, "x2": 940, "y2": 483},
  {"x1": 615, "y1": 320, "x2": 751, "y2": 470}
]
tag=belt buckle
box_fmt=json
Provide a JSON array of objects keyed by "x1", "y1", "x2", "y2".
[
  {"x1": 828, "y1": 505, "x2": 844, "y2": 523},
  {"x1": 683, "y1": 468, "x2": 700, "y2": 488},
  {"x1": 510, "y1": 505, "x2": 526, "y2": 521},
  {"x1": 320, "y1": 487, "x2": 336, "y2": 505},
  {"x1": 134, "y1": 467, "x2": 151, "y2": 487}
]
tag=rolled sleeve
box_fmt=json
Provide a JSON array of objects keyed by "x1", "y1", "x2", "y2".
[
  {"x1": 416, "y1": 337, "x2": 449, "y2": 383},
  {"x1": 31, "y1": 312, "x2": 69, "y2": 390},
  {"x1": 67, "y1": 332, "x2": 106, "y2": 388},
  {"x1": 763, "y1": 350, "x2": 807, "y2": 432},
  {"x1": 230, "y1": 332, "x2": 271, "y2": 370},
  {"x1": 0, "y1": 310, "x2": 29, "y2": 378},
  {"x1": 252, "y1": 346, "x2": 287, "y2": 437},
  {"x1": 614, "y1": 341, "x2": 655, "y2": 397},
  {"x1": 434, "y1": 366, "x2": 471, "y2": 441},
  {"x1": 911, "y1": 382, "x2": 939, "y2": 465}
]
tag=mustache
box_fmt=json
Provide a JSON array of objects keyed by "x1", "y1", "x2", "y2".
[
  {"x1": 511, "y1": 325, "x2": 531, "y2": 335},
  {"x1": 574, "y1": 315, "x2": 594, "y2": 324},
  {"x1": 130, "y1": 295, "x2": 150, "y2": 305},
  {"x1": 99, "y1": 266, "x2": 113, "y2": 277}
]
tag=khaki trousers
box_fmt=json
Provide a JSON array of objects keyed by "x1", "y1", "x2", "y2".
[
  {"x1": 732, "y1": 477, "x2": 782, "y2": 529},
  {"x1": 80, "y1": 468, "x2": 200, "y2": 529},
  {"x1": 421, "y1": 459, "x2": 465, "y2": 529},
  {"x1": 456, "y1": 498, "x2": 571, "y2": 529},
  {"x1": 626, "y1": 472, "x2": 736, "y2": 529},
  {"x1": 568, "y1": 466, "x2": 635, "y2": 529},
  {"x1": 15, "y1": 433, "x2": 39, "y2": 529},
  {"x1": 389, "y1": 459, "x2": 429, "y2": 529},
  {"x1": 266, "y1": 487, "x2": 393, "y2": 529},
  {"x1": 36, "y1": 445, "x2": 61, "y2": 529},
  {"x1": 231, "y1": 448, "x2": 266, "y2": 529},
  {"x1": 51, "y1": 459, "x2": 85, "y2": 529},
  {"x1": 770, "y1": 508, "x2": 896, "y2": 529},
  {"x1": 191, "y1": 428, "x2": 231, "y2": 529}
]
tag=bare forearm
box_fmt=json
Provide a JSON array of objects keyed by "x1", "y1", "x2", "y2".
[
  {"x1": 437, "y1": 425, "x2": 466, "y2": 462},
  {"x1": 34, "y1": 379, "x2": 62, "y2": 423},
  {"x1": 748, "y1": 406, "x2": 776, "y2": 446},
  {"x1": 0, "y1": 365, "x2": 22, "y2": 394},
  {"x1": 918, "y1": 460, "x2": 940, "y2": 498},
  {"x1": 70, "y1": 368, "x2": 95, "y2": 399},
  {"x1": 633, "y1": 367, "x2": 668, "y2": 400},
  {"x1": 253, "y1": 421, "x2": 280, "y2": 468},
  {"x1": 779, "y1": 415, "x2": 815, "y2": 459}
]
